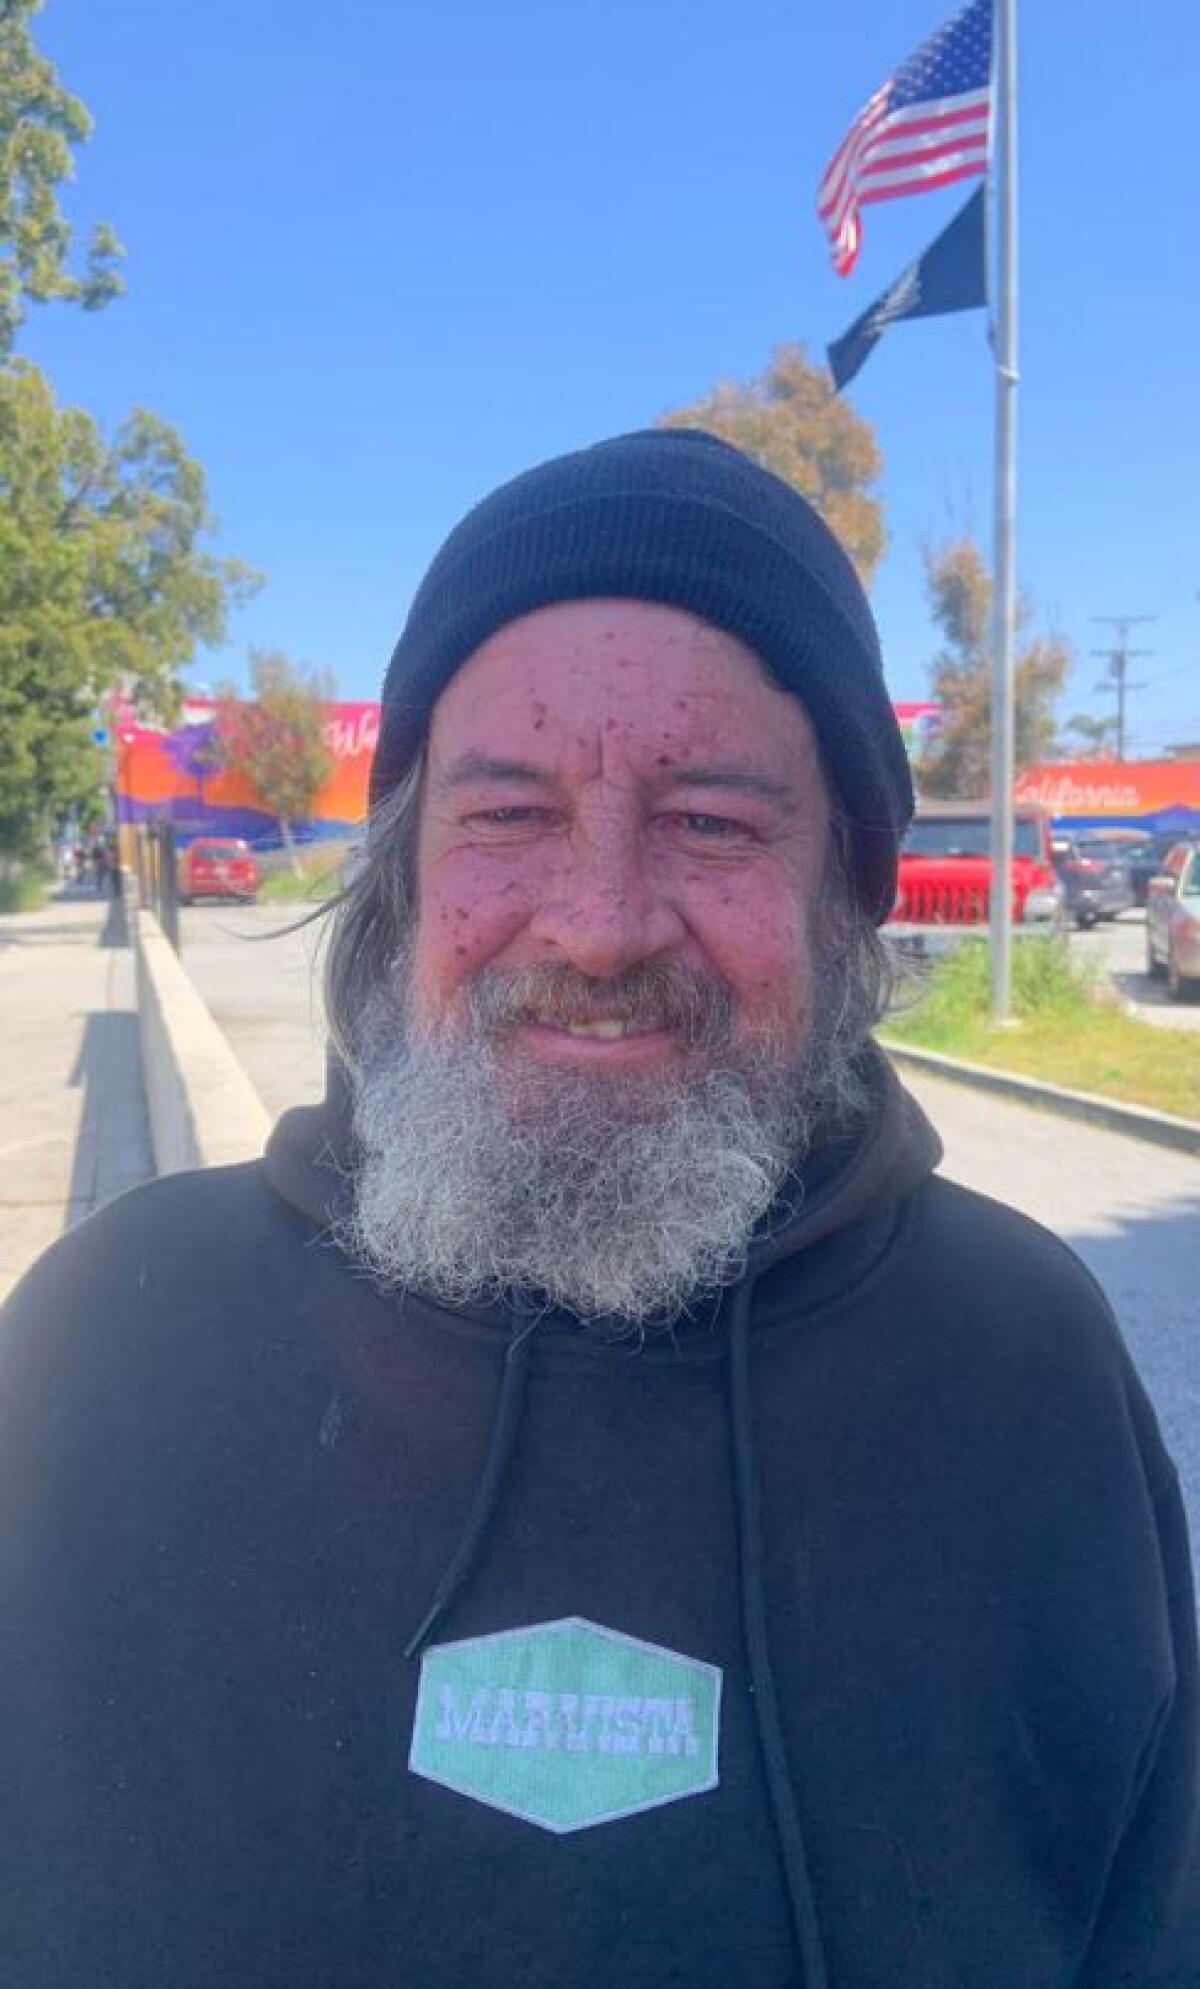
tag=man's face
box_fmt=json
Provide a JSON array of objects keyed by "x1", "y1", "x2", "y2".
[{"x1": 410, "y1": 598, "x2": 831, "y2": 1078}]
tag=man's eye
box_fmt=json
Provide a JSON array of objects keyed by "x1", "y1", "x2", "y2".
[
  {"x1": 674, "y1": 812, "x2": 747, "y2": 838},
  {"x1": 465, "y1": 807, "x2": 552, "y2": 828}
]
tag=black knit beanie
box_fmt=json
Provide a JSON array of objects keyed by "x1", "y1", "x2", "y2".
[{"x1": 372, "y1": 427, "x2": 913, "y2": 922}]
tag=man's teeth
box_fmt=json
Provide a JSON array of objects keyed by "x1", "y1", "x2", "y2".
[{"x1": 560, "y1": 1019, "x2": 653, "y2": 1040}]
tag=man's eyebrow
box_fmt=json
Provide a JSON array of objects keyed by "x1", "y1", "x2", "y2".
[
  {"x1": 437, "y1": 752, "x2": 796, "y2": 807},
  {"x1": 439, "y1": 753, "x2": 555, "y2": 788},
  {"x1": 658, "y1": 764, "x2": 796, "y2": 806}
]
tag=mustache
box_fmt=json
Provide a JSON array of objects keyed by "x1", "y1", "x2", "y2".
[{"x1": 464, "y1": 960, "x2": 736, "y2": 1050}]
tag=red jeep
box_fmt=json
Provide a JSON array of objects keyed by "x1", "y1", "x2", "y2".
[{"x1": 890, "y1": 801, "x2": 1061, "y2": 934}]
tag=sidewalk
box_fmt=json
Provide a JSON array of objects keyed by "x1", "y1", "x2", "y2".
[{"x1": 0, "y1": 888, "x2": 154, "y2": 1301}]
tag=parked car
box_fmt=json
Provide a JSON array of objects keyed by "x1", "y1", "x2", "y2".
[
  {"x1": 1123, "y1": 831, "x2": 1186, "y2": 908},
  {"x1": 1145, "y1": 839, "x2": 1200, "y2": 1000},
  {"x1": 1049, "y1": 830, "x2": 1137, "y2": 930},
  {"x1": 178, "y1": 836, "x2": 260, "y2": 905},
  {"x1": 891, "y1": 801, "x2": 1061, "y2": 933}
]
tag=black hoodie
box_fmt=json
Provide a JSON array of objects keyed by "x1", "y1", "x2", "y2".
[{"x1": 1, "y1": 1050, "x2": 1197, "y2": 1988}]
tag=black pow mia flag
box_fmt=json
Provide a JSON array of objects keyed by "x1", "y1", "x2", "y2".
[{"x1": 827, "y1": 185, "x2": 987, "y2": 392}]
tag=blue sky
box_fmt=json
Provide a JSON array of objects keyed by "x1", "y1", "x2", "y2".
[{"x1": 23, "y1": 0, "x2": 1200, "y2": 756}]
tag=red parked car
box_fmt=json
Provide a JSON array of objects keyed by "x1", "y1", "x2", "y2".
[
  {"x1": 178, "y1": 837, "x2": 260, "y2": 905},
  {"x1": 890, "y1": 801, "x2": 1061, "y2": 933}
]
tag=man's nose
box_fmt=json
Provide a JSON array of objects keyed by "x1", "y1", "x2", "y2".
[{"x1": 527, "y1": 822, "x2": 684, "y2": 978}]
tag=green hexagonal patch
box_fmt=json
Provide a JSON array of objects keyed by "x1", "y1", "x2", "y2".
[{"x1": 409, "y1": 1617, "x2": 721, "y2": 1834}]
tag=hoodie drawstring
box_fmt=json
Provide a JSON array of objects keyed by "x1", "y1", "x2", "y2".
[
  {"x1": 404, "y1": 1320, "x2": 540, "y2": 1658},
  {"x1": 728, "y1": 1278, "x2": 829, "y2": 1989},
  {"x1": 400, "y1": 1286, "x2": 828, "y2": 1985}
]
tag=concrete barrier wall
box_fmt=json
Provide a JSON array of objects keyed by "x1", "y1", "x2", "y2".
[{"x1": 134, "y1": 908, "x2": 271, "y2": 1173}]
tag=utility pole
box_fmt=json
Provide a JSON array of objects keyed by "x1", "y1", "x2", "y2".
[
  {"x1": 988, "y1": 0, "x2": 1019, "y2": 1024},
  {"x1": 1090, "y1": 615, "x2": 1155, "y2": 760}
]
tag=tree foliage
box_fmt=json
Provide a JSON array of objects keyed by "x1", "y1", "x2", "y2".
[
  {"x1": 1061, "y1": 711, "x2": 1118, "y2": 760},
  {"x1": 0, "y1": 0, "x2": 124, "y2": 354},
  {"x1": 214, "y1": 651, "x2": 335, "y2": 868},
  {"x1": 918, "y1": 539, "x2": 1072, "y2": 799},
  {"x1": 657, "y1": 343, "x2": 885, "y2": 583},
  {"x1": 0, "y1": 360, "x2": 258, "y2": 853}
]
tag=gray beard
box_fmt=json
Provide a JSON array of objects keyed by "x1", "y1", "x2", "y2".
[{"x1": 336, "y1": 957, "x2": 861, "y2": 1330}]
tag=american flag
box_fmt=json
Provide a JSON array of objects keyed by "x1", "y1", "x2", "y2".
[{"x1": 817, "y1": 0, "x2": 993, "y2": 277}]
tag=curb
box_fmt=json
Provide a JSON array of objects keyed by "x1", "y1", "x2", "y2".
[
  {"x1": 881, "y1": 1038, "x2": 1200, "y2": 1157},
  {"x1": 133, "y1": 907, "x2": 271, "y2": 1173}
]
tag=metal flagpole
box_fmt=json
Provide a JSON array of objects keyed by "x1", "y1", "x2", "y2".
[{"x1": 989, "y1": 0, "x2": 1018, "y2": 1020}]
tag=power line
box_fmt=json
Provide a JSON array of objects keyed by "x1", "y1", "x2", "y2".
[
  {"x1": 1136, "y1": 659, "x2": 1196, "y2": 687},
  {"x1": 1090, "y1": 614, "x2": 1157, "y2": 759}
]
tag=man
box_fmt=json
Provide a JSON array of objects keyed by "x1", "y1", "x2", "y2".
[{"x1": 2, "y1": 429, "x2": 1196, "y2": 1988}]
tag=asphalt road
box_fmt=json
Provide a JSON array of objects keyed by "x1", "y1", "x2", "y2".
[
  {"x1": 1068, "y1": 906, "x2": 1200, "y2": 1031},
  {"x1": 181, "y1": 900, "x2": 1200, "y2": 1568}
]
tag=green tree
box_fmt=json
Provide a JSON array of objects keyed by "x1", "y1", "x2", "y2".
[
  {"x1": 0, "y1": 360, "x2": 257, "y2": 854},
  {"x1": 1061, "y1": 711, "x2": 1118, "y2": 760},
  {"x1": 658, "y1": 342, "x2": 885, "y2": 582},
  {"x1": 215, "y1": 651, "x2": 335, "y2": 871},
  {"x1": 0, "y1": 0, "x2": 124, "y2": 354},
  {"x1": 918, "y1": 540, "x2": 1072, "y2": 799}
]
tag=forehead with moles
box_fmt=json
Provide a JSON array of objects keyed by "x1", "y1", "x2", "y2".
[{"x1": 420, "y1": 598, "x2": 827, "y2": 816}]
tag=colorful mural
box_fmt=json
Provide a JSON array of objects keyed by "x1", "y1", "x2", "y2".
[
  {"x1": 115, "y1": 698, "x2": 380, "y2": 850},
  {"x1": 115, "y1": 698, "x2": 1200, "y2": 846},
  {"x1": 1014, "y1": 760, "x2": 1200, "y2": 835}
]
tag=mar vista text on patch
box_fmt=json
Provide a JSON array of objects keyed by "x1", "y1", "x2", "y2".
[{"x1": 434, "y1": 1685, "x2": 702, "y2": 1758}]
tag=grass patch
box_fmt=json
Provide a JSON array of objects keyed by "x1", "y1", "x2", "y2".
[
  {"x1": 0, "y1": 859, "x2": 55, "y2": 914},
  {"x1": 881, "y1": 936, "x2": 1200, "y2": 1122},
  {"x1": 257, "y1": 853, "x2": 343, "y2": 903}
]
